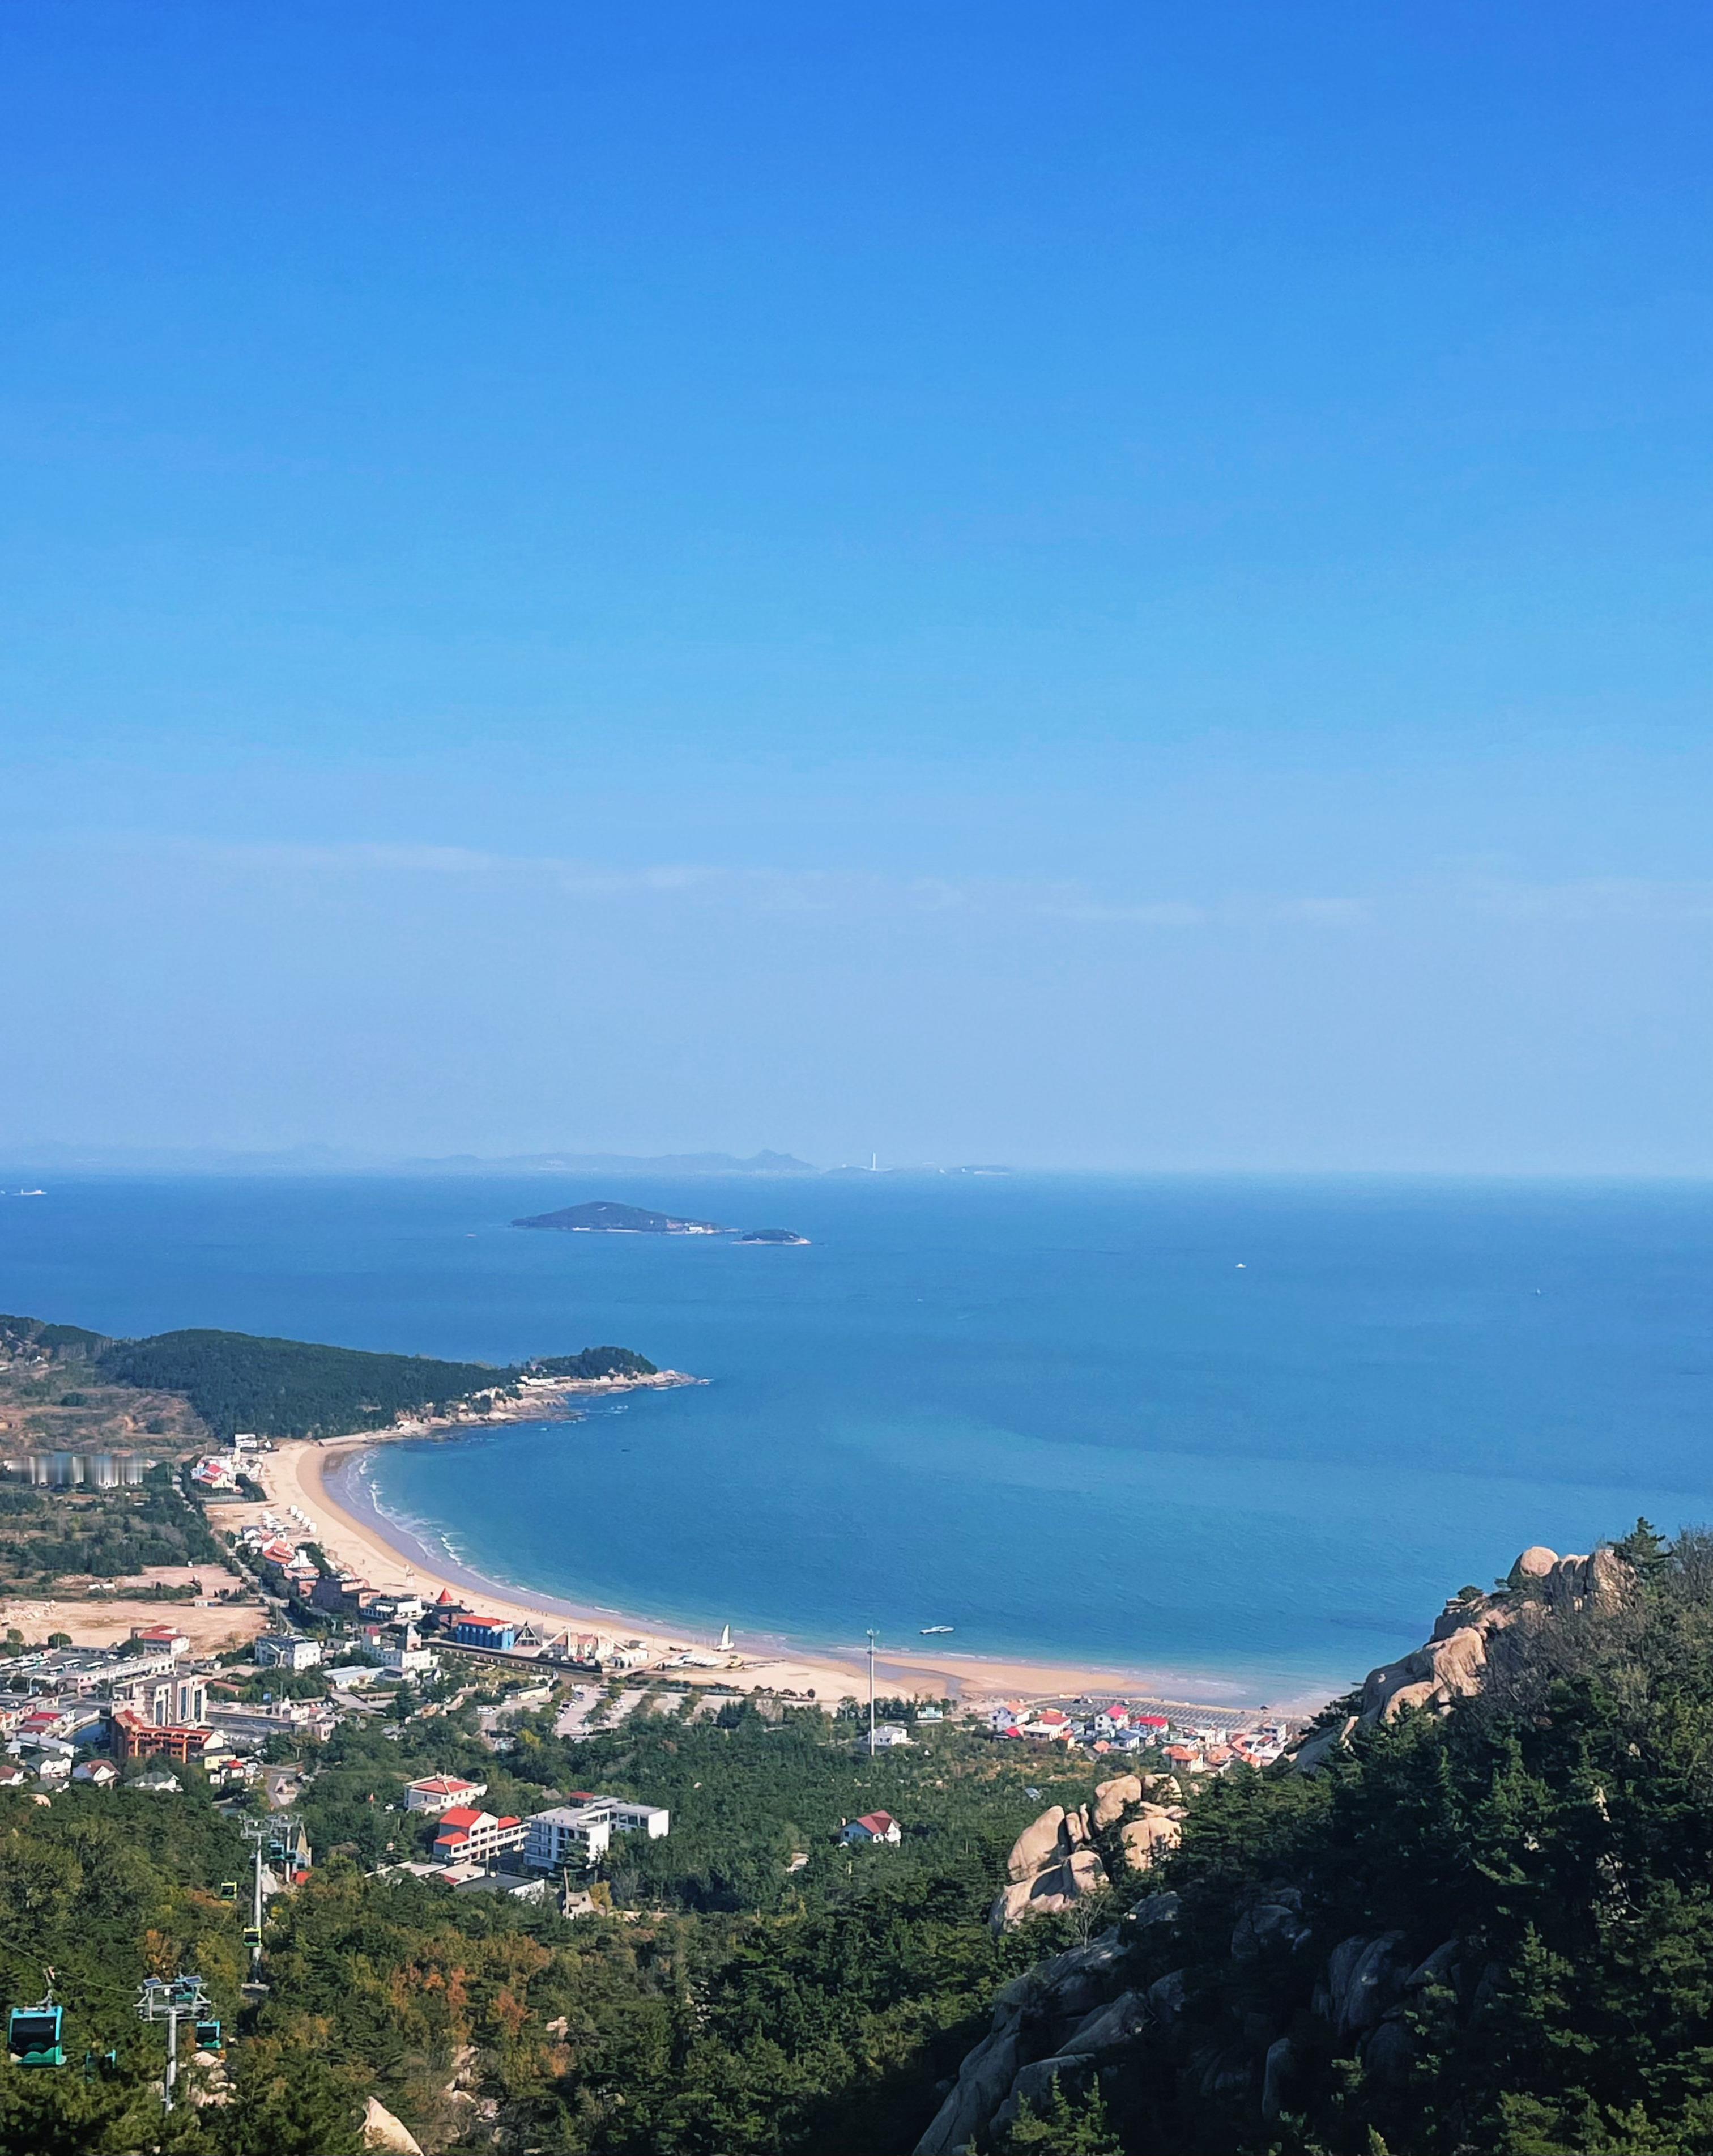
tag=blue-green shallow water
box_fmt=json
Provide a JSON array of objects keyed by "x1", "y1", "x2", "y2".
[{"x1": 2, "y1": 1172, "x2": 1710, "y2": 1700}]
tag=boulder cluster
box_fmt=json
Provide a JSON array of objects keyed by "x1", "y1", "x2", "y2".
[{"x1": 988, "y1": 1773, "x2": 1183, "y2": 1932}]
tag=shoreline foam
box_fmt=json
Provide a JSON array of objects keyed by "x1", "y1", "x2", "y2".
[{"x1": 245, "y1": 1424, "x2": 1301, "y2": 1712}]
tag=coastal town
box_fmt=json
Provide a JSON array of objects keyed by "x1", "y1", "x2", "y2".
[{"x1": 0, "y1": 1432, "x2": 1302, "y2": 1897}]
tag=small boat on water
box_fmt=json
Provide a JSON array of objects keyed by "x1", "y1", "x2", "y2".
[{"x1": 919, "y1": 1625, "x2": 953, "y2": 1635}]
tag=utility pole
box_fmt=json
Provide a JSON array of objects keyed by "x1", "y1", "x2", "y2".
[{"x1": 866, "y1": 1630, "x2": 878, "y2": 1757}]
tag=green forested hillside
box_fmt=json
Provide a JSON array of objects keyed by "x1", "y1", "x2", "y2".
[
  {"x1": 87, "y1": 1330, "x2": 655, "y2": 1440},
  {"x1": 94, "y1": 1332, "x2": 521, "y2": 1441},
  {"x1": 0, "y1": 1697, "x2": 1100, "y2": 2156}
]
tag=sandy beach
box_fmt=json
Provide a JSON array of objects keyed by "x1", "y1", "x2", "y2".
[{"x1": 240, "y1": 1430, "x2": 1275, "y2": 1712}]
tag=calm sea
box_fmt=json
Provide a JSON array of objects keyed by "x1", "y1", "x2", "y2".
[{"x1": 2, "y1": 1172, "x2": 1710, "y2": 1701}]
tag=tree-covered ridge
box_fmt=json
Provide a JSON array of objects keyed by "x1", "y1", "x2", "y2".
[
  {"x1": 0, "y1": 1313, "x2": 109, "y2": 1360},
  {"x1": 95, "y1": 1330, "x2": 522, "y2": 1441},
  {"x1": 84, "y1": 1330, "x2": 658, "y2": 1440},
  {"x1": 524, "y1": 1348, "x2": 657, "y2": 1381}
]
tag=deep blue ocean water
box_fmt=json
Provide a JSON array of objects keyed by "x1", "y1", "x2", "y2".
[{"x1": 2, "y1": 1172, "x2": 1711, "y2": 1700}]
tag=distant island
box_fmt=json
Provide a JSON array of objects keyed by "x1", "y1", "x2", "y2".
[
  {"x1": 737, "y1": 1228, "x2": 811, "y2": 1244},
  {"x1": 513, "y1": 1201, "x2": 726, "y2": 1235}
]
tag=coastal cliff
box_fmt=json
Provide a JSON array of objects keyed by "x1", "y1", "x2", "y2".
[{"x1": 915, "y1": 1524, "x2": 1713, "y2": 2155}]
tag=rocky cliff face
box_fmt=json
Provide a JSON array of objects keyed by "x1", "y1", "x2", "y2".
[
  {"x1": 921, "y1": 1542, "x2": 1637, "y2": 2154},
  {"x1": 1293, "y1": 1540, "x2": 1630, "y2": 1771}
]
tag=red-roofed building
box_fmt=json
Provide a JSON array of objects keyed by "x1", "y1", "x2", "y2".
[
  {"x1": 404, "y1": 1774, "x2": 489, "y2": 1814},
  {"x1": 840, "y1": 1810, "x2": 902, "y2": 1846},
  {"x1": 432, "y1": 1807, "x2": 527, "y2": 1864},
  {"x1": 129, "y1": 1623, "x2": 190, "y2": 1658}
]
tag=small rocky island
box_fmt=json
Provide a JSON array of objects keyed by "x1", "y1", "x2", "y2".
[
  {"x1": 738, "y1": 1228, "x2": 811, "y2": 1244},
  {"x1": 513, "y1": 1201, "x2": 726, "y2": 1235}
]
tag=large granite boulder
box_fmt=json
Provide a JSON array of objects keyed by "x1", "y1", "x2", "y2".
[
  {"x1": 1005, "y1": 1806, "x2": 1067, "y2": 1882},
  {"x1": 1119, "y1": 1809, "x2": 1180, "y2": 1870},
  {"x1": 1091, "y1": 1774, "x2": 1143, "y2": 1830}
]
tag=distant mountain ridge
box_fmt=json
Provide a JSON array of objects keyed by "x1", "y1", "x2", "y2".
[{"x1": 431, "y1": 1148, "x2": 817, "y2": 1176}]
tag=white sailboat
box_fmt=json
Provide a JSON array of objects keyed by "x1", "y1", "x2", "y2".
[{"x1": 717, "y1": 1623, "x2": 732, "y2": 1651}]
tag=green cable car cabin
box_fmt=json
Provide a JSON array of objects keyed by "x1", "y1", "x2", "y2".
[
  {"x1": 195, "y1": 2018, "x2": 223, "y2": 2055},
  {"x1": 8, "y1": 1999, "x2": 65, "y2": 2069}
]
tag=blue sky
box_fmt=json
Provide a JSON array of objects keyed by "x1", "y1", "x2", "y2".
[{"x1": 4, "y1": 3, "x2": 1712, "y2": 1169}]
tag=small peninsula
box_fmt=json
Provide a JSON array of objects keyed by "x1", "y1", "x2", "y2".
[
  {"x1": 738, "y1": 1227, "x2": 811, "y2": 1244},
  {"x1": 513, "y1": 1200, "x2": 726, "y2": 1235}
]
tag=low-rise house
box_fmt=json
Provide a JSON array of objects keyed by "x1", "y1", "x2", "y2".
[
  {"x1": 841, "y1": 1810, "x2": 902, "y2": 1846},
  {"x1": 454, "y1": 1871, "x2": 551, "y2": 1903},
  {"x1": 0, "y1": 1763, "x2": 28, "y2": 1789},
  {"x1": 129, "y1": 1624, "x2": 191, "y2": 1659},
  {"x1": 133, "y1": 1768, "x2": 182, "y2": 1793},
  {"x1": 404, "y1": 1774, "x2": 489, "y2": 1814},
  {"x1": 450, "y1": 1615, "x2": 517, "y2": 1651},
  {"x1": 16, "y1": 1704, "x2": 82, "y2": 1743},
  {"x1": 868, "y1": 1723, "x2": 913, "y2": 1749},
  {"x1": 255, "y1": 1635, "x2": 323, "y2": 1672},
  {"x1": 72, "y1": 1758, "x2": 118, "y2": 1787},
  {"x1": 33, "y1": 1753, "x2": 71, "y2": 1784},
  {"x1": 432, "y1": 1806, "x2": 527, "y2": 1865},
  {"x1": 323, "y1": 1663, "x2": 385, "y2": 1690}
]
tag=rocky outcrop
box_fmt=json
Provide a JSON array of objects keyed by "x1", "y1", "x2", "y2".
[
  {"x1": 363, "y1": 2098, "x2": 425, "y2": 2155},
  {"x1": 991, "y1": 1780, "x2": 1183, "y2": 1931},
  {"x1": 915, "y1": 1929, "x2": 1144, "y2": 2154},
  {"x1": 1293, "y1": 1542, "x2": 1633, "y2": 1768}
]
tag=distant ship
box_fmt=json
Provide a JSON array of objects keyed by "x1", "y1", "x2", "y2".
[{"x1": 919, "y1": 1625, "x2": 953, "y2": 1635}]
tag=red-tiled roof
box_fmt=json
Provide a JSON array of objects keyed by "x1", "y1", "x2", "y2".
[{"x1": 854, "y1": 1810, "x2": 897, "y2": 1834}]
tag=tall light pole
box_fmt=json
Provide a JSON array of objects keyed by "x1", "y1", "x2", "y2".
[{"x1": 866, "y1": 1630, "x2": 878, "y2": 1757}]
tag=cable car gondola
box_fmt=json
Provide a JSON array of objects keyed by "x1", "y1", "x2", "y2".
[
  {"x1": 194, "y1": 2018, "x2": 223, "y2": 2055},
  {"x1": 8, "y1": 1978, "x2": 65, "y2": 2069}
]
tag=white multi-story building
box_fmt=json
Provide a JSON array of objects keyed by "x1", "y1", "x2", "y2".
[
  {"x1": 526, "y1": 1805, "x2": 613, "y2": 1870},
  {"x1": 525, "y1": 1792, "x2": 671, "y2": 1871}
]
